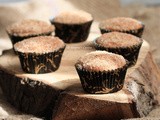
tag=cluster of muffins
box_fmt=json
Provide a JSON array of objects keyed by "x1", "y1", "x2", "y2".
[
  {"x1": 7, "y1": 19, "x2": 66, "y2": 74},
  {"x1": 75, "y1": 17, "x2": 144, "y2": 94},
  {"x1": 6, "y1": 11, "x2": 145, "y2": 94},
  {"x1": 6, "y1": 10, "x2": 93, "y2": 74}
]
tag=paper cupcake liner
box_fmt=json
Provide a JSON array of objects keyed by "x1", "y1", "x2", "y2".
[
  {"x1": 16, "y1": 46, "x2": 65, "y2": 74},
  {"x1": 94, "y1": 39, "x2": 143, "y2": 67},
  {"x1": 50, "y1": 20, "x2": 93, "y2": 43},
  {"x1": 75, "y1": 62, "x2": 128, "y2": 94},
  {"x1": 8, "y1": 32, "x2": 52, "y2": 45},
  {"x1": 100, "y1": 24, "x2": 145, "y2": 38}
]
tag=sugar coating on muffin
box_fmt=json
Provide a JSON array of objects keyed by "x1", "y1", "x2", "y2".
[
  {"x1": 53, "y1": 10, "x2": 93, "y2": 24},
  {"x1": 76, "y1": 51, "x2": 126, "y2": 71},
  {"x1": 6, "y1": 19, "x2": 54, "y2": 37},
  {"x1": 99, "y1": 17, "x2": 143, "y2": 31},
  {"x1": 14, "y1": 36, "x2": 65, "y2": 53},
  {"x1": 96, "y1": 32, "x2": 142, "y2": 48}
]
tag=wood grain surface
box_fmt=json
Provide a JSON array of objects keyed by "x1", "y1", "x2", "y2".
[{"x1": 1, "y1": 36, "x2": 159, "y2": 120}]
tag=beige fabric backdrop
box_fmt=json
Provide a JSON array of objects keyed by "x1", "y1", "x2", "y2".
[{"x1": 0, "y1": 0, "x2": 160, "y2": 119}]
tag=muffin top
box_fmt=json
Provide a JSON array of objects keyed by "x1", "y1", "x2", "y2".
[
  {"x1": 6, "y1": 19, "x2": 55, "y2": 37},
  {"x1": 96, "y1": 32, "x2": 142, "y2": 48},
  {"x1": 76, "y1": 51, "x2": 126, "y2": 72},
  {"x1": 99, "y1": 17, "x2": 143, "y2": 31},
  {"x1": 53, "y1": 10, "x2": 93, "y2": 24},
  {"x1": 14, "y1": 36, "x2": 65, "y2": 53}
]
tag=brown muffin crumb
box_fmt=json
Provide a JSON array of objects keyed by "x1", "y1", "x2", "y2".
[
  {"x1": 6, "y1": 19, "x2": 54, "y2": 37},
  {"x1": 14, "y1": 36, "x2": 65, "y2": 53},
  {"x1": 53, "y1": 10, "x2": 93, "y2": 24},
  {"x1": 99, "y1": 17, "x2": 143, "y2": 31},
  {"x1": 77, "y1": 51, "x2": 126, "y2": 72},
  {"x1": 96, "y1": 32, "x2": 141, "y2": 48}
]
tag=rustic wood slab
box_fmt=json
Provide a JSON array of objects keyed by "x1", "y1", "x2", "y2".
[{"x1": 0, "y1": 36, "x2": 160, "y2": 120}]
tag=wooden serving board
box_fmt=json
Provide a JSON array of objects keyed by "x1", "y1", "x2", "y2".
[{"x1": 0, "y1": 34, "x2": 160, "y2": 120}]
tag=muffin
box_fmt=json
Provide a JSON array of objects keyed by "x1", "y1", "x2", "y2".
[
  {"x1": 99, "y1": 17, "x2": 145, "y2": 37},
  {"x1": 6, "y1": 19, "x2": 55, "y2": 45},
  {"x1": 94, "y1": 32, "x2": 143, "y2": 67},
  {"x1": 50, "y1": 10, "x2": 93, "y2": 43},
  {"x1": 14, "y1": 36, "x2": 65, "y2": 74},
  {"x1": 75, "y1": 51, "x2": 128, "y2": 94}
]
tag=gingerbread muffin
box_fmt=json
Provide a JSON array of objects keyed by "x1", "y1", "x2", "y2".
[
  {"x1": 99, "y1": 17, "x2": 144, "y2": 37},
  {"x1": 50, "y1": 10, "x2": 93, "y2": 43},
  {"x1": 75, "y1": 51, "x2": 128, "y2": 94},
  {"x1": 6, "y1": 19, "x2": 55, "y2": 45},
  {"x1": 14, "y1": 36, "x2": 65, "y2": 74},
  {"x1": 94, "y1": 32, "x2": 143, "y2": 66}
]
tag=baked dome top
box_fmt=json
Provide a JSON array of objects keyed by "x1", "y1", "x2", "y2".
[
  {"x1": 53, "y1": 10, "x2": 93, "y2": 24},
  {"x1": 7, "y1": 19, "x2": 54, "y2": 37},
  {"x1": 14, "y1": 36, "x2": 65, "y2": 53},
  {"x1": 76, "y1": 51, "x2": 126, "y2": 72},
  {"x1": 99, "y1": 17, "x2": 143, "y2": 31},
  {"x1": 96, "y1": 32, "x2": 142, "y2": 48}
]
